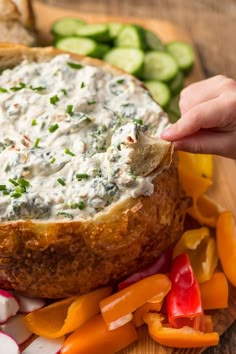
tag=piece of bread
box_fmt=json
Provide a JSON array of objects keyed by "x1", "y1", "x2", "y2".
[
  {"x1": 0, "y1": 44, "x2": 188, "y2": 298},
  {"x1": 0, "y1": 0, "x2": 35, "y2": 46}
]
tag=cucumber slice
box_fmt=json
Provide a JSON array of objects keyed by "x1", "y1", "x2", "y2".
[
  {"x1": 145, "y1": 30, "x2": 165, "y2": 51},
  {"x1": 167, "y1": 95, "x2": 181, "y2": 123},
  {"x1": 55, "y1": 37, "x2": 102, "y2": 57},
  {"x1": 107, "y1": 22, "x2": 125, "y2": 39},
  {"x1": 166, "y1": 41, "x2": 195, "y2": 71},
  {"x1": 51, "y1": 18, "x2": 86, "y2": 37},
  {"x1": 169, "y1": 71, "x2": 184, "y2": 94},
  {"x1": 75, "y1": 24, "x2": 109, "y2": 42},
  {"x1": 145, "y1": 80, "x2": 171, "y2": 108},
  {"x1": 104, "y1": 48, "x2": 144, "y2": 75},
  {"x1": 142, "y1": 51, "x2": 178, "y2": 82},
  {"x1": 115, "y1": 24, "x2": 146, "y2": 50}
]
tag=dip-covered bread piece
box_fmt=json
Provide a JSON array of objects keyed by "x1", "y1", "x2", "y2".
[{"x1": 0, "y1": 45, "x2": 187, "y2": 298}]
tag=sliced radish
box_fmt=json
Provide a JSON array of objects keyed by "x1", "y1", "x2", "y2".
[
  {"x1": 0, "y1": 289, "x2": 20, "y2": 324},
  {"x1": 16, "y1": 294, "x2": 46, "y2": 314},
  {"x1": 22, "y1": 336, "x2": 65, "y2": 354},
  {"x1": 0, "y1": 313, "x2": 32, "y2": 345},
  {"x1": 0, "y1": 331, "x2": 20, "y2": 354}
]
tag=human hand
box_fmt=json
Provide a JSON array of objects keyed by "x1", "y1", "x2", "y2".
[{"x1": 161, "y1": 75, "x2": 236, "y2": 159}]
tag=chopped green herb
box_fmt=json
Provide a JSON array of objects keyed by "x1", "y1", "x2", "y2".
[
  {"x1": 41, "y1": 122, "x2": 46, "y2": 130},
  {"x1": 50, "y1": 95, "x2": 59, "y2": 105},
  {"x1": 66, "y1": 105, "x2": 73, "y2": 116},
  {"x1": 31, "y1": 119, "x2": 37, "y2": 126},
  {"x1": 134, "y1": 118, "x2": 144, "y2": 125},
  {"x1": 0, "y1": 87, "x2": 8, "y2": 93},
  {"x1": 4, "y1": 164, "x2": 11, "y2": 173},
  {"x1": 57, "y1": 177, "x2": 66, "y2": 186},
  {"x1": 50, "y1": 157, "x2": 56, "y2": 164},
  {"x1": 87, "y1": 100, "x2": 96, "y2": 105},
  {"x1": 0, "y1": 67, "x2": 6, "y2": 74},
  {"x1": 3, "y1": 190, "x2": 10, "y2": 196},
  {"x1": 18, "y1": 178, "x2": 30, "y2": 188},
  {"x1": 0, "y1": 185, "x2": 7, "y2": 191},
  {"x1": 61, "y1": 88, "x2": 67, "y2": 96},
  {"x1": 85, "y1": 117, "x2": 92, "y2": 123},
  {"x1": 30, "y1": 86, "x2": 46, "y2": 92},
  {"x1": 80, "y1": 82, "x2": 85, "y2": 88},
  {"x1": 76, "y1": 173, "x2": 89, "y2": 181},
  {"x1": 10, "y1": 192, "x2": 22, "y2": 199},
  {"x1": 67, "y1": 62, "x2": 83, "y2": 70},
  {"x1": 131, "y1": 174, "x2": 137, "y2": 181},
  {"x1": 10, "y1": 82, "x2": 26, "y2": 91},
  {"x1": 64, "y1": 148, "x2": 76, "y2": 157},
  {"x1": 34, "y1": 137, "x2": 41, "y2": 148},
  {"x1": 8, "y1": 178, "x2": 18, "y2": 187},
  {"x1": 77, "y1": 201, "x2": 85, "y2": 210},
  {"x1": 57, "y1": 211, "x2": 74, "y2": 219},
  {"x1": 48, "y1": 124, "x2": 59, "y2": 133},
  {"x1": 116, "y1": 79, "x2": 125, "y2": 84}
]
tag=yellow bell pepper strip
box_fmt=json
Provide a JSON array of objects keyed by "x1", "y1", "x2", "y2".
[
  {"x1": 23, "y1": 286, "x2": 112, "y2": 338},
  {"x1": 118, "y1": 246, "x2": 173, "y2": 290},
  {"x1": 200, "y1": 272, "x2": 228, "y2": 310},
  {"x1": 132, "y1": 301, "x2": 163, "y2": 327},
  {"x1": 217, "y1": 211, "x2": 236, "y2": 286},
  {"x1": 143, "y1": 313, "x2": 219, "y2": 348},
  {"x1": 100, "y1": 274, "x2": 171, "y2": 330},
  {"x1": 190, "y1": 195, "x2": 220, "y2": 228},
  {"x1": 173, "y1": 227, "x2": 218, "y2": 283},
  {"x1": 61, "y1": 314, "x2": 138, "y2": 354},
  {"x1": 167, "y1": 253, "x2": 203, "y2": 328}
]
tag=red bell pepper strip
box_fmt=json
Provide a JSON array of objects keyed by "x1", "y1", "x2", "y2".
[
  {"x1": 118, "y1": 247, "x2": 173, "y2": 291},
  {"x1": 167, "y1": 253, "x2": 203, "y2": 328}
]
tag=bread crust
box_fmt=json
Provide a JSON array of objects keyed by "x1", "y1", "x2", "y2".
[{"x1": 0, "y1": 45, "x2": 188, "y2": 297}]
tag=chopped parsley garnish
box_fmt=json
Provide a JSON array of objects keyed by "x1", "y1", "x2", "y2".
[
  {"x1": 41, "y1": 122, "x2": 46, "y2": 130},
  {"x1": 34, "y1": 137, "x2": 41, "y2": 148},
  {"x1": 85, "y1": 117, "x2": 92, "y2": 123},
  {"x1": 87, "y1": 100, "x2": 96, "y2": 105},
  {"x1": 31, "y1": 119, "x2": 37, "y2": 126},
  {"x1": 66, "y1": 105, "x2": 73, "y2": 116},
  {"x1": 134, "y1": 118, "x2": 144, "y2": 125},
  {"x1": 67, "y1": 62, "x2": 83, "y2": 70},
  {"x1": 131, "y1": 174, "x2": 137, "y2": 181},
  {"x1": 64, "y1": 148, "x2": 76, "y2": 157},
  {"x1": 10, "y1": 82, "x2": 26, "y2": 91},
  {"x1": 116, "y1": 79, "x2": 125, "y2": 84},
  {"x1": 18, "y1": 178, "x2": 30, "y2": 188},
  {"x1": 0, "y1": 185, "x2": 7, "y2": 191},
  {"x1": 10, "y1": 192, "x2": 22, "y2": 199},
  {"x1": 57, "y1": 211, "x2": 74, "y2": 219},
  {"x1": 77, "y1": 201, "x2": 85, "y2": 210},
  {"x1": 76, "y1": 173, "x2": 89, "y2": 181},
  {"x1": 69, "y1": 201, "x2": 85, "y2": 210},
  {"x1": 0, "y1": 87, "x2": 8, "y2": 93},
  {"x1": 80, "y1": 82, "x2": 85, "y2": 88},
  {"x1": 61, "y1": 88, "x2": 67, "y2": 96},
  {"x1": 48, "y1": 124, "x2": 59, "y2": 133},
  {"x1": 30, "y1": 86, "x2": 46, "y2": 92},
  {"x1": 57, "y1": 177, "x2": 66, "y2": 186},
  {"x1": 8, "y1": 178, "x2": 18, "y2": 187},
  {"x1": 50, "y1": 95, "x2": 59, "y2": 105},
  {"x1": 50, "y1": 157, "x2": 56, "y2": 164}
]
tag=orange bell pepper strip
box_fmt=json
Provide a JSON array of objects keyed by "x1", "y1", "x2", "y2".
[
  {"x1": 61, "y1": 314, "x2": 138, "y2": 354},
  {"x1": 189, "y1": 195, "x2": 220, "y2": 228},
  {"x1": 173, "y1": 227, "x2": 218, "y2": 283},
  {"x1": 143, "y1": 313, "x2": 219, "y2": 348},
  {"x1": 23, "y1": 286, "x2": 112, "y2": 338},
  {"x1": 132, "y1": 301, "x2": 163, "y2": 328},
  {"x1": 200, "y1": 272, "x2": 228, "y2": 310},
  {"x1": 217, "y1": 211, "x2": 236, "y2": 286},
  {"x1": 100, "y1": 274, "x2": 171, "y2": 330}
]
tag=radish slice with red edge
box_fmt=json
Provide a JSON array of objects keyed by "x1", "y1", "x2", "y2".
[
  {"x1": 22, "y1": 336, "x2": 65, "y2": 354},
  {"x1": 0, "y1": 313, "x2": 32, "y2": 345},
  {"x1": 16, "y1": 294, "x2": 46, "y2": 314},
  {"x1": 0, "y1": 289, "x2": 20, "y2": 324},
  {"x1": 0, "y1": 331, "x2": 20, "y2": 354}
]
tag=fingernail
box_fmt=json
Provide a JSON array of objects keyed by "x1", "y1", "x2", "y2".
[{"x1": 160, "y1": 127, "x2": 173, "y2": 139}]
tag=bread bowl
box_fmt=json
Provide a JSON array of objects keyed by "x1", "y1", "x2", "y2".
[{"x1": 0, "y1": 44, "x2": 188, "y2": 298}]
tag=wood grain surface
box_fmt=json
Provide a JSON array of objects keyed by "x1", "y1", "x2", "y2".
[{"x1": 32, "y1": 1, "x2": 236, "y2": 353}]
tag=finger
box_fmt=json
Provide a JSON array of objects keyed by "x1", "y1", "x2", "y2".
[
  {"x1": 179, "y1": 75, "x2": 231, "y2": 114},
  {"x1": 161, "y1": 94, "x2": 236, "y2": 141},
  {"x1": 173, "y1": 130, "x2": 236, "y2": 159}
]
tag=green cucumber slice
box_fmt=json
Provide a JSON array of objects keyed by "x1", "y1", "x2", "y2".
[
  {"x1": 166, "y1": 95, "x2": 181, "y2": 123},
  {"x1": 169, "y1": 71, "x2": 184, "y2": 94},
  {"x1": 142, "y1": 51, "x2": 178, "y2": 82},
  {"x1": 104, "y1": 48, "x2": 144, "y2": 75},
  {"x1": 166, "y1": 41, "x2": 195, "y2": 71},
  {"x1": 107, "y1": 22, "x2": 125, "y2": 39},
  {"x1": 145, "y1": 30, "x2": 165, "y2": 51},
  {"x1": 75, "y1": 24, "x2": 109, "y2": 42},
  {"x1": 145, "y1": 80, "x2": 171, "y2": 108},
  {"x1": 51, "y1": 18, "x2": 86, "y2": 37},
  {"x1": 55, "y1": 37, "x2": 100, "y2": 57},
  {"x1": 115, "y1": 24, "x2": 146, "y2": 50}
]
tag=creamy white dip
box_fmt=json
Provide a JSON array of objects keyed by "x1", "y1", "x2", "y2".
[{"x1": 0, "y1": 54, "x2": 169, "y2": 221}]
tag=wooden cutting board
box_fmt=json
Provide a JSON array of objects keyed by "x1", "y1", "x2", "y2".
[{"x1": 31, "y1": 2, "x2": 236, "y2": 353}]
